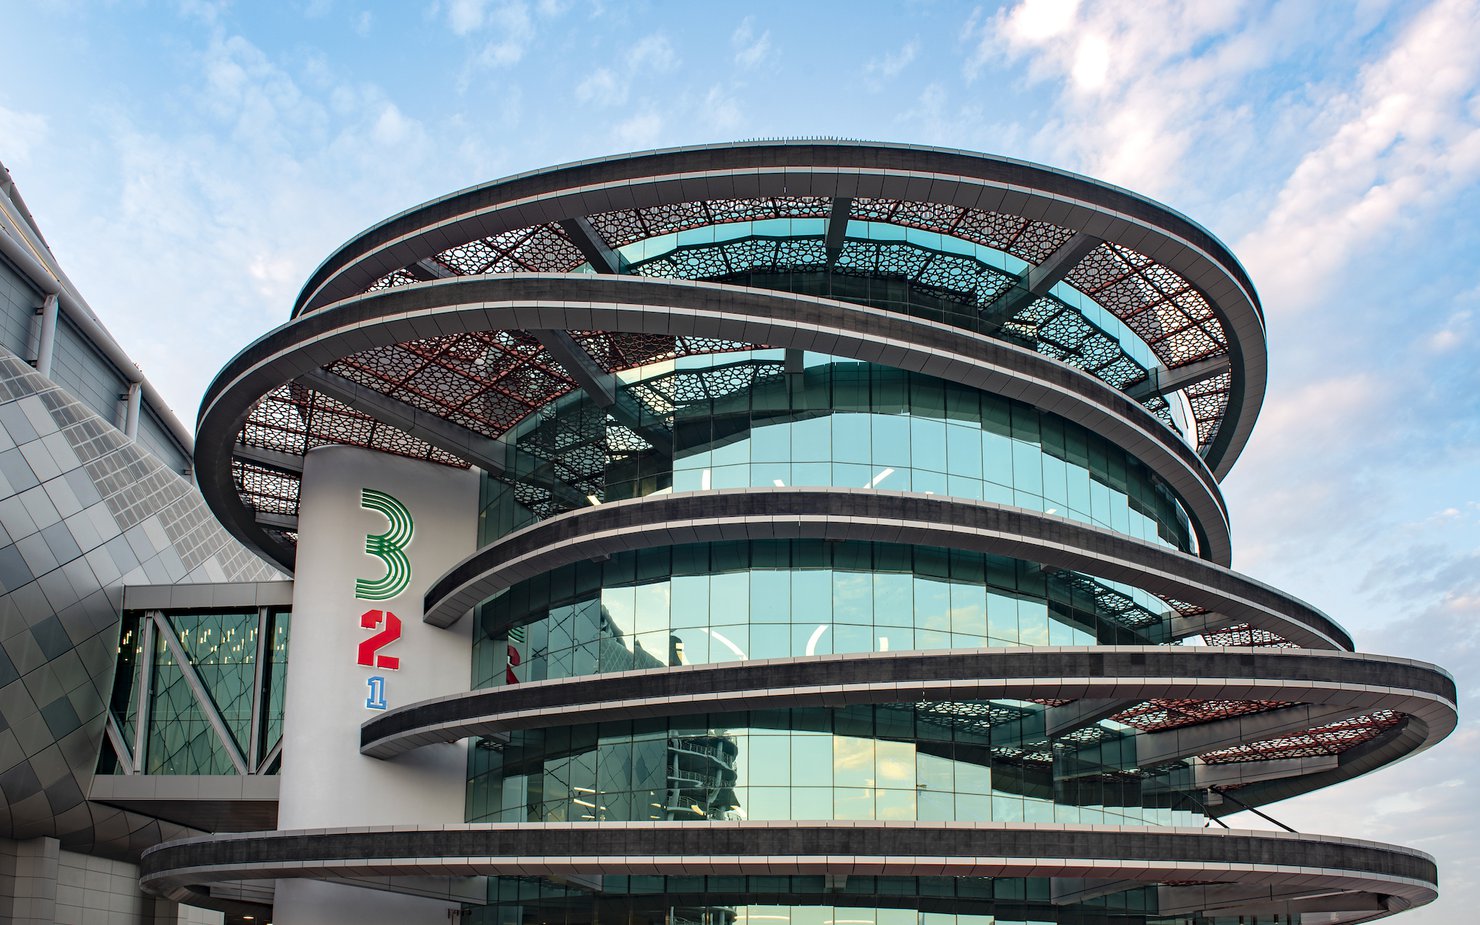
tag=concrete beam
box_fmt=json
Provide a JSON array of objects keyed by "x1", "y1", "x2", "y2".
[
  {"x1": 234, "y1": 443, "x2": 306, "y2": 475},
  {"x1": 405, "y1": 258, "x2": 456, "y2": 281},
  {"x1": 534, "y1": 329, "x2": 617, "y2": 405},
  {"x1": 983, "y1": 231, "x2": 1102, "y2": 321},
  {"x1": 824, "y1": 197, "x2": 852, "y2": 268},
  {"x1": 300, "y1": 368, "x2": 589, "y2": 507},
  {"x1": 559, "y1": 216, "x2": 627, "y2": 274},
  {"x1": 300, "y1": 368, "x2": 512, "y2": 474},
  {"x1": 1136, "y1": 703, "x2": 1358, "y2": 768},
  {"x1": 1168, "y1": 610, "x2": 1236, "y2": 640},
  {"x1": 254, "y1": 511, "x2": 299, "y2": 532},
  {"x1": 531, "y1": 329, "x2": 674, "y2": 456},
  {"x1": 1044, "y1": 698, "x2": 1133, "y2": 738},
  {"x1": 1126, "y1": 354, "x2": 1233, "y2": 401},
  {"x1": 1158, "y1": 883, "x2": 1387, "y2": 917}
]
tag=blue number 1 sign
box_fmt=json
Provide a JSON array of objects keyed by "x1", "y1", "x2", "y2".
[{"x1": 365, "y1": 675, "x2": 388, "y2": 711}]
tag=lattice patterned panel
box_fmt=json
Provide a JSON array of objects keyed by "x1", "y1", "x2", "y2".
[
  {"x1": 232, "y1": 460, "x2": 301, "y2": 518},
  {"x1": 569, "y1": 331, "x2": 756, "y2": 375},
  {"x1": 626, "y1": 361, "x2": 786, "y2": 415},
  {"x1": 1200, "y1": 711, "x2": 1403, "y2": 763},
  {"x1": 1201, "y1": 622, "x2": 1298, "y2": 648},
  {"x1": 367, "y1": 268, "x2": 421, "y2": 291},
  {"x1": 1047, "y1": 570, "x2": 1170, "y2": 632},
  {"x1": 354, "y1": 194, "x2": 1232, "y2": 452},
  {"x1": 915, "y1": 700, "x2": 1035, "y2": 740},
  {"x1": 238, "y1": 386, "x2": 469, "y2": 469},
  {"x1": 330, "y1": 332, "x2": 580, "y2": 436},
  {"x1": 627, "y1": 236, "x2": 1155, "y2": 401},
  {"x1": 589, "y1": 197, "x2": 833, "y2": 247},
  {"x1": 850, "y1": 198, "x2": 1079, "y2": 265},
  {"x1": 1111, "y1": 699, "x2": 1288, "y2": 733},
  {"x1": 1185, "y1": 369, "x2": 1232, "y2": 449}
]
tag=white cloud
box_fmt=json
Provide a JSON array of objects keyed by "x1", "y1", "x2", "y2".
[
  {"x1": 477, "y1": 1, "x2": 535, "y2": 67},
  {"x1": 703, "y1": 85, "x2": 742, "y2": 133},
  {"x1": 973, "y1": 0, "x2": 1290, "y2": 196},
  {"x1": 866, "y1": 39, "x2": 920, "y2": 82},
  {"x1": 731, "y1": 16, "x2": 772, "y2": 69},
  {"x1": 0, "y1": 105, "x2": 48, "y2": 166},
  {"x1": 575, "y1": 67, "x2": 625, "y2": 106},
  {"x1": 446, "y1": 0, "x2": 491, "y2": 35},
  {"x1": 1427, "y1": 309, "x2": 1473, "y2": 353},
  {"x1": 442, "y1": 0, "x2": 557, "y2": 71},
  {"x1": 178, "y1": 0, "x2": 231, "y2": 25},
  {"x1": 573, "y1": 33, "x2": 677, "y2": 108},
  {"x1": 615, "y1": 111, "x2": 663, "y2": 147},
  {"x1": 628, "y1": 33, "x2": 678, "y2": 73},
  {"x1": 1238, "y1": 0, "x2": 1480, "y2": 311},
  {"x1": 1001, "y1": 0, "x2": 1078, "y2": 45}
]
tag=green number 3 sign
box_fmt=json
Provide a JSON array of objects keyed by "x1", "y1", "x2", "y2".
[{"x1": 355, "y1": 488, "x2": 414, "y2": 601}]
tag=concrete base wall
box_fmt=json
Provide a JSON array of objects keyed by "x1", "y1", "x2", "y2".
[{"x1": 0, "y1": 836, "x2": 222, "y2": 925}]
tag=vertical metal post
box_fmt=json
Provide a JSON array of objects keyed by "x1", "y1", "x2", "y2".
[
  {"x1": 33, "y1": 293, "x2": 57, "y2": 378},
  {"x1": 132, "y1": 613, "x2": 156, "y2": 773},
  {"x1": 123, "y1": 381, "x2": 142, "y2": 439},
  {"x1": 247, "y1": 607, "x2": 269, "y2": 773}
]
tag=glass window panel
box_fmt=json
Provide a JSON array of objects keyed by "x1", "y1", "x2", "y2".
[
  {"x1": 791, "y1": 735, "x2": 833, "y2": 787},
  {"x1": 833, "y1": 787, "x2": 874, "y2": 820},
  {"x1": 832, "y1": 414, "x2": 870, "y2": 463},
  {"x1": 751, "y1": 570, "x2": 790, "y2": 621}
]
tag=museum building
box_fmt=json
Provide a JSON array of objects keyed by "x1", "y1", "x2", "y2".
[{"x1": 0, "y1": 143, "x2": 1459, "y2": 925}]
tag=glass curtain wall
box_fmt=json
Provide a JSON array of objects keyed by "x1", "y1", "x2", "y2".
[
  {"x1": 101, "y1": 607, "x2": 290, "y2": 775},
  {"x1": 467, "y1": 228, "x2": 1220, "y2": 925},
  {"x1": 482, "y1": 354, "x2": 1194, "y2": 554}
]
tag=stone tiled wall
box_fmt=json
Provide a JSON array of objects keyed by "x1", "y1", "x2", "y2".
[
  {"x1": 0, "y1": 350, "x2": 279, "y2": 858},
  {"x1": 0, "y1": 837, "x2": 225, "y2": 925}
]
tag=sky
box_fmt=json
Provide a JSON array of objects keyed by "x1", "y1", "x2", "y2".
[{"x1": 3, "y1": 0, "x2": 1479, "y2": 920}]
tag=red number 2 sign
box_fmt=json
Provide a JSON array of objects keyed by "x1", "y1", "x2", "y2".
[{"x1": 357, "y1": 609, "x2": 403, "y2": 670}]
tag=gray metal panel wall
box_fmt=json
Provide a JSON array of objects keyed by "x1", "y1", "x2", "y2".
[
  {"x1": 47, "y1": 314, "x2": 126, "y2": 429},
  {"x1": 0, "y1": 351, "x2": 280, "y2": 857},
  {"x1": 0, "y1": 256, "x2": 39, "y2": 362},
  {"x1": 135, "y1": 407, "x2": 188, "y2": 476}
]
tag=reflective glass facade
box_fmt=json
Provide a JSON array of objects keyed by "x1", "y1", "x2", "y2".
[
  {"x1": 467, "y1": 705, "x2": 1197, "y2": 828},
  {"x1": 473, "y1": 540, "x2": 1173, "y2": 689},
  {"x1": 174, "y1": 141, "x2": 1450, "y2": 925},
  {"x1": 477, "y1": 876, "x2": 1181, "y2": 925},
  {"x1": 101, "y1": 607, "x2": 290, "y2": 775},
  {"x1": 470, "y1": 347, "x2": 1207, "y2": 924},
  {"x1": 465, "y1": 189, "x2": 1223, "y2": 925},
  {"x1": 482, "y1": 354, "x2": 1194, "y2": 553},
  {"x1": 614, "y1": 217, "x2": 1178, "y2": 410}
]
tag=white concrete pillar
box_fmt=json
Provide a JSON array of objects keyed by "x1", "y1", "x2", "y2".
[
  {"x1": 32, "y1": 293, "x2": 57, "y2": 379},
  {"x1": 274, "y1": 446, "x2": 480, "y2": 925},
  {"x1": 123, "y1": 381, "x2": 142, "y2": 439},
  {"x1": 0, "y1": 836, "x2": 60, "y2": 925}
]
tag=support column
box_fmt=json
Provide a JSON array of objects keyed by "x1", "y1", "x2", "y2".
[
  {"x1": 275, "y1": 446, "x2": 480, "y2": 925},
  {"x1": 0, "y1": 836, "x2": 60, "y2": 925},
  {"x1": 32, "y1": 294, "x2": 57, "y2": 379},
  {"x1": 123, "y1": 381, "x2": 142, "y2": 440}
]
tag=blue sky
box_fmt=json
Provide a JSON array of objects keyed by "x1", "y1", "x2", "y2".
[{"x1": 4, "y1": 0, "x2": 1479, "y2": 920}]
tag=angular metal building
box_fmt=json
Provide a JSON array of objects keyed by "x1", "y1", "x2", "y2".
[
  {"x1": 0, "y1": 161, "x2": 280, "y2": 924},
  {"x1": 8, "y1": 142, "x2": 1460, "y2": 925}
]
